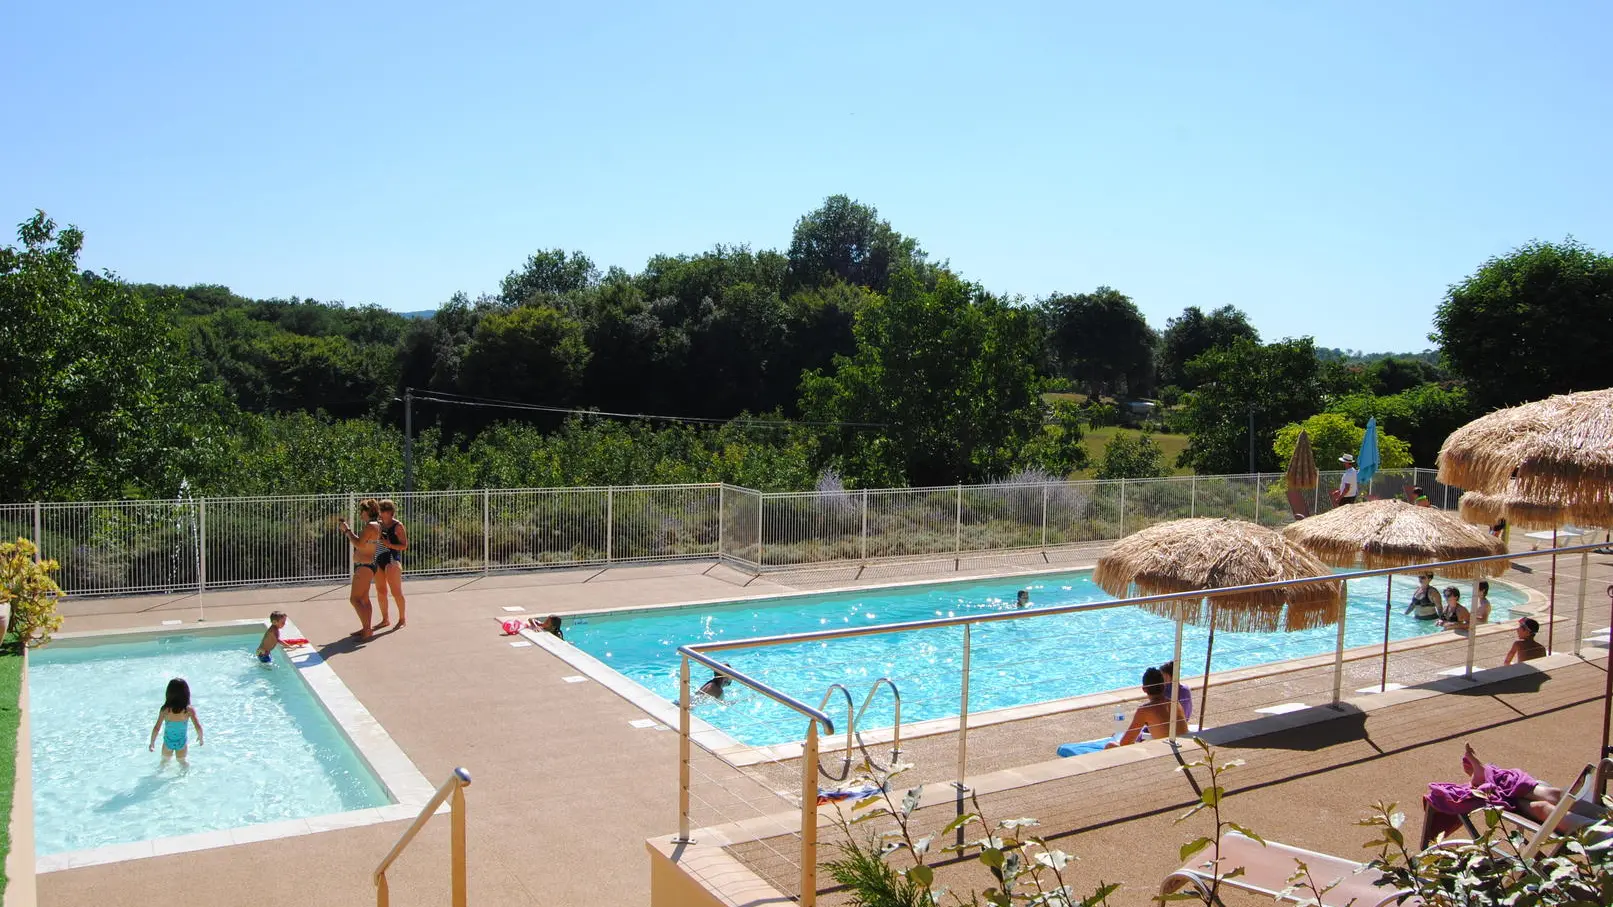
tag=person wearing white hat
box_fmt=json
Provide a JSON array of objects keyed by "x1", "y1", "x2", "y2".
[{"x1": 1333, "y1": 453, "x2": 1359, "y2": 505}]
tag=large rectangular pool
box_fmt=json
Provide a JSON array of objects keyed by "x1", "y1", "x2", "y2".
[
  {"x1": 565, "y1": 570, "x2": 1526, "y2": 747},
  {"x1": 30, "y1": 628, "x2": 393, "y2": 857}
]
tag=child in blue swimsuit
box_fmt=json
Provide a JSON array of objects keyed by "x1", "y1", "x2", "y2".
[{"x1": 148, "y1": 677, "x2": 204, "y2": 765}]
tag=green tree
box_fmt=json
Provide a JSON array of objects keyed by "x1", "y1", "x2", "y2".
[
  {"x1": 1095, "y1": 431, "x2": 1167, "y2": 479},
  {"x1": 800, "y1": 271, "x2": 1044, "y2": 486},
  {"x1": 785, "y1": 195, "x2": 926, "y2": 294},
  {"x1": 1324, "y1": 383, "x2": 1473, "y2": 467},
  {"x1": 0, "y1": 212, "x2": 232, "y2": 500},
  {"x1": 1177, "y1": 338, "x2": 1324, "y2": 474},
  {"x1": 499, "y1": 249, "x2": 598, "y2": 307},
  {"x1": 458, "y1": 304, "x2": 591, "y2": 404},
  {"x1": 1039, "y1": 287, "x2": 1156, "y2": 397},
  {"x1": 1273, "y1": 412, "x2": 1413, "y2": 471},
  {"x1": 1019, "y1": 401, "x2": 1091, "y2": 477},
  {"x1": 1432, "y1": 238, "x2": 1613, "y2": 409},
  {"x1": 1158, "y1": 305, "x2": 1259, "y2": 390}
]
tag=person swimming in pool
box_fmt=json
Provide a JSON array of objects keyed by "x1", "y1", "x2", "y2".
[
  {"x1": 1015, "y1": 589, "x2": 1030, "y2": 609},
  {"x1": 149, "y1": 677, "x2": 203, "y2": 766},
  {"x1": 336, "y1": 499, "x2": 381, "y2": 640},
  {"x1": 698, "y1": 668, "x2": 733, "y2": 700}
]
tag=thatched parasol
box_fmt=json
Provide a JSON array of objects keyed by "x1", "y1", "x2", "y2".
[
  {"x1": 1281, "y1": 499, "x2": 1509, "y2": 579},
  {"x1": 1285, "y1": 430, "x2": 1319, "y2": 490},
  {"x1": 1437, "y1": 388, "x2": 1613, "y2": 504},
  {"x1": 1281, "y1": 498, "x2": 1507, "y2": 692},
  {"x1": 1095, "y1": 517, "x2": 1343, "y2": 633},
  {"x1": 1457, "y1": 487, "x2": 1570, "y2": 531}
]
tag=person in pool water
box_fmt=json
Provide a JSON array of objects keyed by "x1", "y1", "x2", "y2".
[
  {"x1": 149, "y1": 678, "x2": 204, "y2": 766},
  {"x1": 256, "y1": 611, "x2": 288, "y2": 663}
]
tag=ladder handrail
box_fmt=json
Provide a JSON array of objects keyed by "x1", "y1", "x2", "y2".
[
  {"x1": 854, "y1": 677, "x2": 903, "y2": 768},
  {"x1": 815, "y1": 683, "x2": 856, "y2": 781},
  {"x1": 375, "y1": 766, "x2": 472, "y2": 907}
]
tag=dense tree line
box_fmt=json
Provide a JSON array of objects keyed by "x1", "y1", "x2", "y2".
[{"x1": 5, "y1": 200, "x2": 1606, "y2": 500}]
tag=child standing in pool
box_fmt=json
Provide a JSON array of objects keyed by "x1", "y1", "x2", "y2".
[
  {"x1": 256, "y1": 611, "x2": 288, "y2": 663},
  {"x1": 149, "y1": 678, "x2": 203, "y2": 765}
]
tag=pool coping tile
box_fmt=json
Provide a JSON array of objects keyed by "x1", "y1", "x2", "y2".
[{"x1": 38, "y1": 620, "x2": 435, "y2": 871}]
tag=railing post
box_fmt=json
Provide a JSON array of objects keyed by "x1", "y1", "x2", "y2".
[
  {"x1": 1442, "y1": 481, "x2": 1450, "y2": 510},
  {"x1": 800, "y1": 720, "x2": 819, "y2": 907},
  {"x1": 956, "y1": 623, "x2": 971, "y2": 788},
  {"x1": 860, "y1": 489, "x2": 869, "y2": 562},
  {"x1": 1332, "y1": 580, "x2": 1347, "y2": 704},
  {"x1": 757, "y1": 494, "x2": 765, "y2": 567},
  {"x1": 678, "y1": 654, "x2": 692, "y2": 841},
  {"x1": 32, "y1": 501, "x2": 41, "y2": 561},
  {"x1": 1190, "y1": 476, "x2": 1196, "y2": 518},
  {"x1": 1118, "y1": 478, "x2": 1126, "y2": 537},
  {"x1": 1040, "y1": 483, "x2": 1048, "y2": 550},
  {"x1": 718, "y1": 484, "x2": 726, "y2": 559},
  {"x1": 1171, "y1": 611, "x2": 1184, "y2": 741},
  {"x1": 1314, "y1": 481, "x2": 1321, "y2": 515},
  {"x1": 377, "y1": 874, "x2": 389, "y2": 907},
  {"x1": 451, "y1": 780, "x2": 468, "y2": 907},
  {"x1": 1253, "y1": 475, "x2": 1261, "y2": 524},
  {"x1": 1466, "y1": 578, "x2": 1479, "y2": 677},
  {"x1": 197, "y1": 498, "x2": 207, "y2": 622},
  {"x1": 606, "y1": 487, "x2": 614, "y2": 564},
  {"x1": 1575, "y1": 552, "x2": 1590, "y2": 657},
  {"x1": 482, "y1": 489, "x2": 491, "y2": 574}
]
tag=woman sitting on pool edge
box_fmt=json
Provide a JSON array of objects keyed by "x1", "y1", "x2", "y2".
[{"x1": 1106, "y1": 667, "x2": 1189, "y2": 749}]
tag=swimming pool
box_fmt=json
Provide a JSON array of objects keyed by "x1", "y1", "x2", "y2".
[
  {"x1": 30, "y1": 627, "x2": 393, "y2": 857},
  {"x1": 564, "y1": 570, "x2": 1527, "y2": 747}
]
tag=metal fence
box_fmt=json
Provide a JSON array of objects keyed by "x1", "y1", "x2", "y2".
[{"x1": 5, "y1": 469, "x2": 1451, "y2": 596}]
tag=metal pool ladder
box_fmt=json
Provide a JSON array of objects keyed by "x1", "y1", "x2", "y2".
[{"x1": 374, "y1": 766, "x2": 472, "y2": 907}]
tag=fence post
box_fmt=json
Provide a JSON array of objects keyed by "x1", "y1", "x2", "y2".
[
  {"x1": 1314, "y1": 481, "x2": 1321, "y2": 515},
  {"x1": 198, "y1": 497, "x2": 207, "y2": 599},
  {"x1": 860, "y1": 489, "x2": 869, "y2": 562},
  {"x1": 800, "y1": 720, "x2": 820, "y2": 907},
  {"x1": 1254, "y1": 475, "x2": 1261, "y2": 524},
  {"x1": 482, "y1": 489, "x2": 491, "y2": 574},
  {"x1": 954, "y1": 484, "x2": 963, "y2": 556},
  {"x1": 1118, "y1": 478, "x2": 1126, "y2": 537},
  {"x1": 757, "y1": 494, "x2": 765, "y2": 568},
  {"x1": 32, "y1": 502, "x2": 41, "y2": 561},
  {"x1": 1040, "y1": 483, "x2": 1048, "y2": 550},
  {"x1": 1442, "y1": 481, "x2": 1450, "y2": 510},
  {"x1": 718, "y1": 484, "x2": 725, "y2": 560},
  {"x1": 605, "y1": 487, "x2": 614, "y2": 564},
  {"x1": 956, "y1": 623, "x2": 971, "y2": 789},
  {"x1": 1190, "y1": 477, "x2": 1196, "y2": 518}
]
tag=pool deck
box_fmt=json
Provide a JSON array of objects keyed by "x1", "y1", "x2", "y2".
[{"x1": 34, "y1": 540, "x2": 1613, "y2": 907}]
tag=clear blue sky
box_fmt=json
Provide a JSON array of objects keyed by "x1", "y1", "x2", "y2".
[{"x1": 4, "y1": 1, "x2": 1609, "y2": 352}]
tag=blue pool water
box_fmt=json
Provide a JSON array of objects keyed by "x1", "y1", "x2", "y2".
[
  {"x1": 566, "y1": 571, "x2": 1526, "y2": 747},
  {"x1": 30, "y1": 630, "x2": 391, "y2": 856}
]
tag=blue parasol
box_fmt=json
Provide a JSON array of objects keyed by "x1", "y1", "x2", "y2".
[{"x1": 1357, "y1": 416, "x2": 1380, "y2": 487}]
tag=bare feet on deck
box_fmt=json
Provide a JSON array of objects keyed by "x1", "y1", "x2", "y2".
[{"x1": 374, "y1": 621, "x2": 391, "y2": 630}]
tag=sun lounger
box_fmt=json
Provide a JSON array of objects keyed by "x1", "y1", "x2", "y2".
[
  {"x1": 1160, "y1": 831, "x2": 1411, "y2": 906},
  {"x1": 1459, "y1": 759, "x2": 1613, "y2": 852}
]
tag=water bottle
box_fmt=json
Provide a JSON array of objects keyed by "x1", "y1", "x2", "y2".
[{"x1": 1113, "y1": 709, "x2": 1127, "y2": 737}]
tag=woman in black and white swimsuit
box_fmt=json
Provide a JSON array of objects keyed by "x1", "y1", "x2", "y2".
[
  {"x1": 336, "y1": 498, "x2": 381, "y2": 640},
  {"x1": 372, "y1": 499, "x2": 409, "y2": 629}
]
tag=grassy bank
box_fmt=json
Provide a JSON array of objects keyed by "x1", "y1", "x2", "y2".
[
  {"x1": 0, "y1": 643, "x2": 23, "y2": 894},
  {"x1": 1078, "y1": 427, "x2": 1193, "y2": 477}
]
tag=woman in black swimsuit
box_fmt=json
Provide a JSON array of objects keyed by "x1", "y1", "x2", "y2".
[
  {"x1": 336, "y1": 498, "x2": 381, "y2": 640},
  {"x1": 372, "y1": 499, "x2": 409, "y2": 629}
]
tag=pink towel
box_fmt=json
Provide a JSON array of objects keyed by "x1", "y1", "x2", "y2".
[{"x1": 1426, "y1": 764, "x2": 1537, "y2": 816}]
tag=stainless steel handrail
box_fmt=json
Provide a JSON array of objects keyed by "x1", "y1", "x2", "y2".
[
  {"x1": 684, "y1": 542, "x2": 1601, "y2": 655},
  {"x1": 816, "y1": 684, "x2": 856, "y2": 781},
  {"x1": 854, "y1": 678, "x2": 902, "y2": 768},
  {"x1": 678, "y1": 645, "x2": 835, "y2": 731}
]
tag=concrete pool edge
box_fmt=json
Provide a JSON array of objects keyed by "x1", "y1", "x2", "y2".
[
  {"x1": 6, "y1": 648, "x2": 37, "y2": 907},
  {"x1": 519, "y1": 573, "x2": 1547, "y2": 765},
  {"x1": 34, "y1": 620, "x2": 438, "y2": 873}
]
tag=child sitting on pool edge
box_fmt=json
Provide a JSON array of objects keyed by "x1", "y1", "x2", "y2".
[
  {"x1": 149, "y1": 677, "x2": 203, "y2": 766},
  {"x1": 257, "y1": 611, "x2": 288, "y2": 663}
]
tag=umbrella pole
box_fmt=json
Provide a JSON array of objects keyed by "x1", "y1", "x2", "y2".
[
  {"x1": 1550, "y1": 528, "x2": 1559, "y2": 652},
  {"x1": 1200, "y1": 600, "x2": 1217, "y2": 727},
  {"x1": 1382, "y1": 575, "x2": 1393, "y2": 692}
]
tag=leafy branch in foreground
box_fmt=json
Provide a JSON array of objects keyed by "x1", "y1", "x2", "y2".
[{"x1": 1157, "y1": 737, "x2": 1262, "y2": 905}]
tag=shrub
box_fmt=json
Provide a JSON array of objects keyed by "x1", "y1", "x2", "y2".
[{"x1": 0, "y1": 538, "x2": 64, "y2": 648}]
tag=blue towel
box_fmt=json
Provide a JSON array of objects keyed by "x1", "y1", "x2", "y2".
[{"x1": 1057, "y1": 737, "x2": 1112, "y2": 757}]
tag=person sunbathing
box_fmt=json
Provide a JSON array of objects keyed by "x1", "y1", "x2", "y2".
[
  {"x1": 1106, "y1": 667, "x2": 1189, "y2": 748},
  {"x1": 1420, "y1": 743, "x2": 1595, "y2": 847}
]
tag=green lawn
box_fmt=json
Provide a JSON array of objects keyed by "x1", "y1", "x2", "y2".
[
  {"x1": 0, "y1": 643, "x2": 23, "y2": 894},
  {"x1": 1076, "y1": 427, "x2": 1193, "y2": 478}
]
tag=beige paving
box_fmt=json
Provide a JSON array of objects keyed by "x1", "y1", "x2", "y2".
[{"x1": 32, "y1": 542, "x2": 1613, "y2": 907}]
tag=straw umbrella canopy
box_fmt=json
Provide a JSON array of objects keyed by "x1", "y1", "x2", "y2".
[
  {"x1": 1457, "y1": 487, "x2": 1571, "y2": 531},
  {"x1": 1437, "y1": 388, "x2": 1613, "y2": 524},
  {"x1": 1285, "y1": 430, "x2": 1319, "y2": 490},
  {"x1": 1281, "y1": 499, "x2": 1509, "y2": 578},
  {"x1": 1094, "y1": 517, "x2": 1344, "y2": 633}
]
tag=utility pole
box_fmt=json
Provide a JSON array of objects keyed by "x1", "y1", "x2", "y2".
[
  {"x1": 403, "y1": 388, "x2": 414, "y2": 494},
  {"x1": 1247, "y1": 404, "x2": 1256, "y2": 475}
]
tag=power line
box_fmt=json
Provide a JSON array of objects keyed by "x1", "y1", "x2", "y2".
[{"x1": 398, "y1": 388, "x2": 888, "y2": 429}]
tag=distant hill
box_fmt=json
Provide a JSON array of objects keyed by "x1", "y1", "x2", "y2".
[
  {"x1": 1314, "y1": 347, "x2": 1440, "y2": 365},
  {"x1": 400, "y1": 310, "x2": 435, "y2": 319}
]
